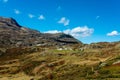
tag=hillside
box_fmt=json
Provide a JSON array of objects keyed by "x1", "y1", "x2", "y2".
[
  {"x1": 0, "y1": 16, "x2": 120, "y2": 80},
  {"x1": 0, "y1": 17, "x2": 81, "y2": 48}
]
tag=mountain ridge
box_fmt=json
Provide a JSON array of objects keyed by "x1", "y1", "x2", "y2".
[{"x1": 0, "y1": 16, "x2": 81, "y2": 48}]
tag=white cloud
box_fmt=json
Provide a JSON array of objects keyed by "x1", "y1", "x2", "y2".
[
  {"x1": 44, "y1": 26, "x2": 94, "y2": 38},
  {"x1": 14, "y1": 9, "x2": 20, "y2": 14},
  {"x1": 96, "y1": 16, "x2": 100, "y2": 19},
  {"x1": 58, "y1": 17, "x2": 70, "y2": 26},
  {"x1": 63, "y1": 29, "x2": 71, "y2": 34},
  {"x1": 44, "y1": 30, "x2": 61, "y2": 34},
  {"x1": 107, "y1": 31, "x2": 119, "y2": 36},
  {"x1": 64, "y1": 26, "x2": 94, "y2": 37},
  {"x1": 3, "y1": 0, "x2": 8, "y2": 3},
  {"x1": 38, "y1": 15, "x2": 45, "y2": 20},
  {"x1": 28, "y1": 14, "x2": 35, "y2": 18}
]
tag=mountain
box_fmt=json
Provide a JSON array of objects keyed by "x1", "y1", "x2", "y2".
[
  {"x1": 0, "y1": 16, "x2": 120, "y2": 80},
  {"x1": 0, "y1": 16, "x2": 81, "y2": 48}
]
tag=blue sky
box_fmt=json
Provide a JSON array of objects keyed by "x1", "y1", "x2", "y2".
[{"x1": 0, "y1": 0, "x2": 120, "y2": 43}]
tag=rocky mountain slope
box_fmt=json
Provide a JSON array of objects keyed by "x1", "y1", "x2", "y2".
[
  {"x1": 0, "y1": 16, "x2": 81, "y2": 48},
  {"x1": 0, "y1": 16, "x2": 120, "y2": 80}
]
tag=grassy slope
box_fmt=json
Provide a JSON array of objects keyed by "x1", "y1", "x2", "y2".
[{"x1": 0, "y1": 45, "x2": 120, "y2": 80}]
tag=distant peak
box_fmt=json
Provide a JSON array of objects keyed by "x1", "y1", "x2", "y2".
[{"x1": 0, "y1": 16, "x2": 21, "y2": 28}]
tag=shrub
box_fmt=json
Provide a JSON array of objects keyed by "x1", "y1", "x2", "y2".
[{"x1": 99, "y1": 69, "x2": 110, "y2": 74}]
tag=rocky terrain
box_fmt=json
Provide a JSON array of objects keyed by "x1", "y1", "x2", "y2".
[
  {"x1": 0, "y1": 17, "x2": 81, "y2": 48},
  {"x1": 0, "y1": 16, "x2": 120, "y2": 80}
]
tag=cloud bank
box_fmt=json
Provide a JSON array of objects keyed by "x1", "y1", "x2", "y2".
[{"x1": 44, "y1": 26, "x2": 94, "y2": 38}]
